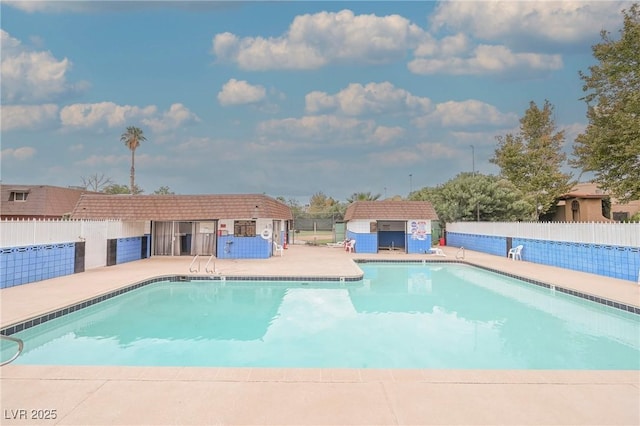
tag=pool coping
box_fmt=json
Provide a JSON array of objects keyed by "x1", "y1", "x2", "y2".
[
  {"x1": 2, "y1": 258, "x2": 638, "y2": 338},
  {"x1": 2, "y1": 248, "x2": 639, "y2": 426}
]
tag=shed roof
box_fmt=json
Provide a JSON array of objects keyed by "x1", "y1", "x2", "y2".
[
  {"x1": 1, "y1": 184, "x2": 101, "y2": 218},
  {"x1": 344, "y1": 201, "x2": 438, "y2": 221},
  {"x1": 70, "y1": 194, "x2": 293, "y2": 221}
]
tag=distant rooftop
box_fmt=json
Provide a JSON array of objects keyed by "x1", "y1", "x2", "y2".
[
  {"x1": 344, "y1": 200, "x2": 438, "y2": 221},
  {"x1": 71, "y1": 194, "x2": 293, "y2": 221},
  {"x1": 1, "y1": 184, "x2": 101, "y2": 219}
]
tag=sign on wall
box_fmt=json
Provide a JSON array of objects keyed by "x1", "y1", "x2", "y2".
[{"x1": 409, "y1": 220, "x2": 428, "y2": 240}]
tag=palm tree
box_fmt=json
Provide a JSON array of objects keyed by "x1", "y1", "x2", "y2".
[
  {"x1": 120, "y1": 126, "x2": 146, "y2": 194},
  {"x1": 346, "y1": 192, "x2": 381, "y2": 203}
]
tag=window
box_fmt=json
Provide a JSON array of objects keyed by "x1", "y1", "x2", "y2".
[
  {"x1": 613, "y1": 212, "x2": 629, "y2": 222},
  {"x1": 234, "y1": 220, "x2": 256, "y2": 237},
  {"x1": 9, "y1": 191, "x2": 28, "y2": 201}
]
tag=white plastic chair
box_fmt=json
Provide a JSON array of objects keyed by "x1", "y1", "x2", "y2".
[
  {"x1": 326, "y1": 240, "x2": 346, "y2": 248},
  {"x1": 273, "y1": 241, "x2": 284, "y2": 256},
  {"x1": 346, "y1": 239, "x2": 356, "y2": 253},
  {"x1": 508, "y1": 245, "x2": 523, "y2": 261},
  {"x1": 429, "y1": 247, "x2": 446, "y2": 257}
]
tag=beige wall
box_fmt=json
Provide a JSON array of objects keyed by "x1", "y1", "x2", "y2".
[
  {"x1": 572, "y1": 182, "x2": 640, "y2": 220},
  {"x1": 553, "y1": 198, "x2": 610, "y2": 222}
]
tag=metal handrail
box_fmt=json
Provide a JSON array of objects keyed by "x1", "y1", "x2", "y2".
[
  {"x1": 204, "y1": 254, "x2": 216, "y2": 274},
  {"x1": 1, "y1": 334, "x2": 24, "y2": 366},
  {"x1": 189, "y1": 254, "x2": 200, "y2": 273},
  {"x1": 456, "y1": 246, "x2": 465, "y2": 260}
]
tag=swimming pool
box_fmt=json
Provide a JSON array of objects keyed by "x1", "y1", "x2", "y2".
[{"x1": 2, "y1": 263, "x2": 639, "y2": 369}]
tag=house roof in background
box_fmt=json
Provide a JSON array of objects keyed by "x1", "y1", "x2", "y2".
[
  {"x1": 70, "y1": 194, "x2": 293, "y2": 221},
  {"x1": 344, "y1": 201, "x2": 439, "y2": 221},
  {"x1": 0, "y1": 184, "x2": 101, "y2": 218},
  {"x1": 557, "y1": 192, "x2": 607, "y2": 200}
]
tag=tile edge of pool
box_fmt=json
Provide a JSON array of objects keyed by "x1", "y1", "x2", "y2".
[{"x1": 1, "y1": 261, "x2": 638, "y2": 338}]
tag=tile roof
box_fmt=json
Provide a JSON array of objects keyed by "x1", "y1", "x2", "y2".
[
  {"x1": 1, "y1": 184, "x2": 102, "y2": 218},
  {"x1": 558, "y1": 192, "x2": 607, "y2": 200},
  {"x1": 344, "y1": 201, "x2": 439, "y2": 221},
  {"x1": 70, "y1": 194, "x2": 293, "y2": 221}
]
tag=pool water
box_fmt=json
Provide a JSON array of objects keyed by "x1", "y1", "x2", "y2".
[{"x1": 2, "y1": 263, "x2": 639, "y2": 369}]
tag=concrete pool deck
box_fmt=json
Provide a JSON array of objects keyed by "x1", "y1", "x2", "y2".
[{"x1": 1, "y1": 245, "x2": 639, "y2": 425}]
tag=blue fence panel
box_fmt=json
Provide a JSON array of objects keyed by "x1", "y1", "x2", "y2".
[
  {"x1": 447, "y1": 233, "x2": 506, "y2": 256},
  {"x1": 116, "y1": 237, "x2": 143, "y2": 264},
  {"x1": 455, "y1": 232, "x2": 638, "y2": 282},
  {"x1": 0, "y1": 242, "x2": 76, "y2": 288}
]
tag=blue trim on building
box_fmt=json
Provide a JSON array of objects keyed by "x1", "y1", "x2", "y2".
[
  {"x1": 407, "y1": 235, "x2": 432, "y2": 254},
  {"x1": 217, "y1": 235, "x2": 270, "y2": 259},
  {"x1": 346, "y1": 230, "x2": 377, "y2": 253},
  {"x1": 446, "y1": 232, "x2": 640, "y2": 282},
  {"x1": 346, "y1": 230, "x2": 433, "y2": 254}
]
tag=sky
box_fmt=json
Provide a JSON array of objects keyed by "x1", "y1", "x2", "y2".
[{"x1": 0, "y1": 1, "x2": 633, "y2": 204}]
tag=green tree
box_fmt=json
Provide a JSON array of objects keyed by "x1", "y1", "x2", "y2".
[
  {"x1": 153, "y1": 186, "x2": 175, "y2": 195},
  {"x1": 572, "y1": 4, "x2": 640, "y2": 203},
  {"x1": 346, "y1": 192, "x2": 381, "y2": 203},
  {"x1": 410, "y1": 173, "x2": 533, "y2": 223},
  {"x1": 277, "y1": 196, "x2": 305, "y2": 217},
  {"x1": 104, "y1": 183, "x2": 144, "y2": 195},
  {"x1": 120, "y1": 126, "x2": 146, "y2": 194},
  {"x1": 491, "y1": 100, "x2": 574, "y2": 219},
  {"x1": 308, "y1": 191, "x2": 339, "y2": 216}
]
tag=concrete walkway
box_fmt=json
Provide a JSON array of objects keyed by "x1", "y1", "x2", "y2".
[{"x1": 1, "y1": 245, "x2": 639, "y2": 425}]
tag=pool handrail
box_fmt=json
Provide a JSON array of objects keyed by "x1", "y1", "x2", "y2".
[
  {"x1": 456, "y1": 246, "x2": 465, "y2": 260},
  {"x1": 204, "y1": 254, "x2": 216, "y2": 274},
  {"x1": 1, "y1": 334, "x2": 24, "y2": 366},
  {"x1": 189, "y1": 254, "x2": 200, "y2": 273}
]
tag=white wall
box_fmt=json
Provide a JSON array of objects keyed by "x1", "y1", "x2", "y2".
[
  {"x1": 0, "y1": 219, "x2": 147, "y2": 270},
  {"x1": 347, "y1": 219, "x2": 373, "y2": 233},
  {"x1": 0, "y1": 219, "x2": 146, "y2": 247},
  {"x1": 446, "y1": 221, "x2": 640, "y2": 247}
]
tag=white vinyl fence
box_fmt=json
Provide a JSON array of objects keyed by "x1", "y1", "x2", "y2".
[
  {"x1": 1, "y1": 219, "x2": 148, "y2": 269},
  {"x1": 446, "y1": 221, "x2": 640, "y2": 247}
]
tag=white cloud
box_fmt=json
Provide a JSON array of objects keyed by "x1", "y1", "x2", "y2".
[
  {"x1": 1, "y1": 30, "x2": 87, "y2": 103},
  {"x1": 1, "y1": 147, "x2": 37, "y2": 160},
  {"x1": 4, "y1": 1, "x2": 235, "y2": 13},
  {"x1": 429, "y1": 1, "x2": 630, "y2": 46},
  {"x1": 414, "y1": 33, "x2": 470, "y2": 57},
  {"x1": 75, "y1": 154, "x2": 128, "y2": 167},
  {"x1": 1, "y1": 104, "x2": 59, "y2": 131},
  {"x1": 414, "y1": 100, "x2": 518, "y2": 128},
  {"x1": 372, "y1": 126, "x2": 404, "y2": 145},
  {"x1": 409, "y1": 44, "x2": 562, "y2": 75},
  {"x1": 213, "y1": 9, "x2": 425, "y2": 70},
  {"x1": 142, "y1": 103, "x2": 200, "y2": 133},
  {"x1": 562, "y1": 122, "x2": 588, "y2": 148},
  {"x1": 60, "y1": 102, "x2": 157, "y2": 129},
  {"x1": 4, "y1": 1, "x2": 95, "y2": 13},
  {"x1": 367, "y1": 142, "x2": 459, "y2": 166},
  {"x1": 305, "y1": 82, "x2": 432, "y2": 116},
  {"x1": 59, "y1": 102, "x2": 200, "y2": 133},
  {"x1": 258, "y1": 115, "x2": 375, "y2": 143},
  {"x1": 218, "y1": 79, "x2": 267, "y2": 106}
]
